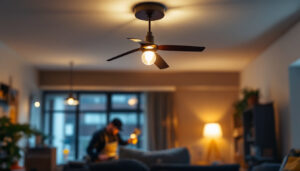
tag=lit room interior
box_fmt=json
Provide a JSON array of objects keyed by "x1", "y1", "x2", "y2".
[{"x1": 1, "y1": 1, "x2": 300, "y2": 171}]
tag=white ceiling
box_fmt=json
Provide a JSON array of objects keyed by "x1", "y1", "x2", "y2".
[{"x1": 1, "y1": 0, "x2": 300, "y2": 71}]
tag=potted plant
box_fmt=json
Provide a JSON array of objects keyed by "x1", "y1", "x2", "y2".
[
  {"x1": 243, "y1": 89, "x2": 259, "y2": 107},
  {"x1": 0, "y1": 116, "x2": 38, "y2": 171},
  {"x1": 233, "y1": 88, "x2": 260, "y2": 127}
]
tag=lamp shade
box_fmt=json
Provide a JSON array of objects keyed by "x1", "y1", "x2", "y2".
[
  {"x1": 65, "y1": 94, "x2": 79, "y2": 106},
  {"x1": 203, "y1": 123, "x2": 222, "y2": 138}
]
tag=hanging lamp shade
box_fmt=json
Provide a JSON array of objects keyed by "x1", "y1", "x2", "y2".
[
  {"x1": 64, "y1": 61, "x2": 79, "y2": 106},
  {"x1": 65, "y1": 93, "x2": 79, "y2": 106}
]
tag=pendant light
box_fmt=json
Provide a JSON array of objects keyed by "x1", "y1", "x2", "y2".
[{"x1": 65, "y1": 62, "x2": 79, "y2": 106}]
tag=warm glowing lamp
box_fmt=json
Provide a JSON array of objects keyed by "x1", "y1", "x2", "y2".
[
  {"x1": 130, "y1": 133, "x2": 137, "y2": 139},
  {"x1": 128, "y1": 97, "x2": 138, "y2": 106},
  {"x1": 34, "y1": 101, "x2": 40, "y2": 108},
  {"x1": 141, "y1": 51, "x2": 156, "y2": 65},
  {"x1": 130, "y1": 133, "x2": 138, "y2": 145},
  {"x1": 64, "y1": 61, "x2": 79, "y2": 106},
  {"x1": 203, "y1": 123, "x2": 222, "y2": 138},
  {"x1": 129, "y1": 128, "x2": 141, "y2": 145},
  {"x1": 203, "y1": 123, "x2": 222, "y2": 163},
  {"x1": 65, "y1": 95, "x2": 79, "y2": 106}
]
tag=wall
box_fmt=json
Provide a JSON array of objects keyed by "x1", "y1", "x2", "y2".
[
  {"x1": 289, "y1": 64, "x2": 300, "y2": 149},
  {"x1": 241, "y1": 21, "x2": 300, "y2": 157},
  {"x1": 0, "y1": 41, "x2": 38, "y2": 123},
  {"x1": 39, "y1": 70, "x2": 239, "y2": 164},
  {"x1": 175, "y1": 87, "x2": 238, "y2": 164},
  {"x1": 39, "y1": 71, "x2": 238, "y2": 88}
]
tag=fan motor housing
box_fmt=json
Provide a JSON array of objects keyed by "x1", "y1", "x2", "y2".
[{"x1": 133, "y1": 2, "x2": 167, "y2": 21}]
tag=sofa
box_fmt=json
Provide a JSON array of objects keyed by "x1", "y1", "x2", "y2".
[
  {"x1": 64, "y1": 147, "x2": 240, "y2": 171},
  {"x1": 88, "y1": 160, "x2": 240, "y2": 171},
  {"x1": 119, "y1": 147, "x2": 190, "y2": 167},
  {"x1": 151, "y1": 164, "x2": 240, "y2": 171},
  {"x1": 89, "y1": 159, "x2": 149, "y2": 171},
  {"x1": 252, "y1": 163, "x2": 281, "y2": 171}
]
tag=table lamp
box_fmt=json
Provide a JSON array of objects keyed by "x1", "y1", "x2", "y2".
[{"x1": 203, "y1": 123, "x2": 222, "y2": 162}]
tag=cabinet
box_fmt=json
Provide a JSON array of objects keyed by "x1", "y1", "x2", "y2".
[
  {"x1": 243, "y1": 103, "x2": 277, "y2": 168},
  {"x1": 25, "y1": 147, "x2": 56, "y2": 171}
]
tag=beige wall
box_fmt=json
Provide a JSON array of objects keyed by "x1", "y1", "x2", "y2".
[
  {"x1": 39, "y1": 70, "x2": 239, "y2": 163},
  {"x1": 175, "y1": 87, "x2": 238, "y2": 164},
  {"x1": 0, "y1": 42, "x2": 38, "y2": 123},
  {"x1": 241, "y1": 21, "x2": 300, "y2": 157}
]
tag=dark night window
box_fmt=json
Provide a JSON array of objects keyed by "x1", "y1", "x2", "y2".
[{"x1": 42, "y1": 91, "x2": 145, "y2": 164}]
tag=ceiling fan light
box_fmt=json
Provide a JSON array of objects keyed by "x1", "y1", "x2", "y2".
[
  {"x1": 141, "y1": 51, "x2": 156, "y2": 65},
  {"x1": 144, "y1": 45, "x2": 155, "y2": 50}
]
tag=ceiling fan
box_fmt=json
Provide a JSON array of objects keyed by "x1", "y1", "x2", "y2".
[{"x1": 107, "y1": 2, "x2": 206, "y2": 69}]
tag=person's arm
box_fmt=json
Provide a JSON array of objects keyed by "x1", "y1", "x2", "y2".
[
  {"x1": 117, "y1": 133, "x2": 129, "y2": 145},
  {"x1": 86, "y1": 131, "x2": 105, "y2": 160}
]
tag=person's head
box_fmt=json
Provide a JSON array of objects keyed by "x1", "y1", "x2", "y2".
[{"x1": 106, "y1": 118, "x2": 122, "y2": 135}]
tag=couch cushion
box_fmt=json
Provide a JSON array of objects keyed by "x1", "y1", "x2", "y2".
[
  {"x1": 119, "y1": 147, "x2": 190, "y2": 168},
  {"x1": 89, "y1": 159, "x2": 149, "y2": 171},
  {"x1": 252, "y1": 163, "x2": 281, "y2": 171},
  {"x1": 150, "y1": 164, "x2": 240, "y2": 171},
  {"x1": 63, "y1": 161, "x2": 89, "y2": 171}
]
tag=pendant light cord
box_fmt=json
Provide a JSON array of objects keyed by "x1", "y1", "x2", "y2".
[{"x1": 70, "y1": 61, "x2": 73, "y2": 94}]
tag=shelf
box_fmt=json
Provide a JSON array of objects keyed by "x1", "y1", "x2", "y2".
[
  {"x1": 245, "y1": 155, "x2": 275, "y2": 162},
  {"x1": 242, "y1": 103, "x2": 277, "y2": 167},
  {"x1": 246, "y1": 137, "x2": 255, "y2": 142}
]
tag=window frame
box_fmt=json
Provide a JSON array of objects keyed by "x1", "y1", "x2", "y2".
[{"x1": 41, "y1": 90, "x2": 143, "y2": 160}]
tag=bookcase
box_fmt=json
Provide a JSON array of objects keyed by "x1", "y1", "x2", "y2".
[{"x1": 243, "y1": 103, "x2": 277, "y2": 168}]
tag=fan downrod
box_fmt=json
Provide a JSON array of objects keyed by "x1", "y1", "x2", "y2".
[{"x1": 133, "y1": 2, "x2": 167, "y2": 21}]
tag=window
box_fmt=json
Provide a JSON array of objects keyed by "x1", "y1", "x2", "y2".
[{"x1": 42, "y1": 91, "x2": 145, "y2": 164}]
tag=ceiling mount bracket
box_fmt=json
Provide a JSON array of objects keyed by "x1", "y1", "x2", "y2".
[{"x1": 133, "y1": 2, "x2": 167, "y2": 21}]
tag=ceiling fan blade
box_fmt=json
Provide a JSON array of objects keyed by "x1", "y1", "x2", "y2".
[
  {"x1": 107, "y1": 48, "x2": 140, "y2": 61},
  {"x1": 127, "y1": 38, "x2": 150, "y2": 45},
  {"x1": 155, "y1": 53, "x2": 169, "y2": 69},
  {"x1": 158, "y1": 45, "x2": 205, "y2": 52},
  {"x1": 127, "y1": 38, "x2": 143, "y2": 43}
]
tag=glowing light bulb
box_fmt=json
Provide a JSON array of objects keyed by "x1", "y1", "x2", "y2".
[
  {"x1": 34, "y1": 101, "x2": 40, "y2": 108},
  {"x1": 128, "y1": 97, "x2": 138, "y2": 106},
  {"x1": 130, "y1": 133, "x2": 137, "y2": 139},
  {"x1": 130, "y1": 133, "x2": 138, "y2": 145},
  {"x1": 203, "y1": 123, "x2": 222, "y2": 138},
  {"x1": 65, "y1": 97, "x2": 79, "y2": 106},
  {"x1": 67, "y1": 98, "x2": 74, "y2": 105},
  {"x1": 141, "y1": 51, "x2": 156, "y2": 65}
]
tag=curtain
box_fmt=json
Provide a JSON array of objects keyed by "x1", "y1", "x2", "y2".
[{"x1": 147, "y1": 92, "x2": 178, "y2": 150}]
